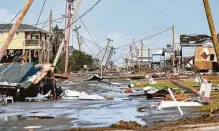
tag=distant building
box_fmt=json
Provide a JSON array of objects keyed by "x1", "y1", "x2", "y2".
[
  {"x1": 151, "y1": 49, "x2": 163, "y2": 69},
  {"x1": 194, "y1": 46, "x2": 219, "y2": 71},
  {"x1": 0, "y1": 24, "x2": 49, "y2": 63},
  {"x1": 137, "y1": 48, "x2": 162, "y2": 68},
  {"x1": 162, "y1": 43, "x2": 181, "y2": 68},
  {"x1": 180, "y1": 34, "x2": 212, "y2": 69}
]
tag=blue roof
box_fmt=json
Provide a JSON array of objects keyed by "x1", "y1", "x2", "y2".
[{"x1": 0, "y1": 63, "x2": 40, "y2": 84}]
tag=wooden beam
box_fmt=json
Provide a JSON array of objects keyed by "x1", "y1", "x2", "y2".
[{"x1": 203, "y1": 0, "x2": 219, "y2": 63}]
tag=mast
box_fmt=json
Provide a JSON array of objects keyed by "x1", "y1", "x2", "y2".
[{"x1": 0, "y1": 0, "x2": 34, "y2": 61}]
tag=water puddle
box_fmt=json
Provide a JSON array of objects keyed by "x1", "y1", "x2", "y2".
[{"x1": 0, "y1": 82, "x2": 203, "y2": 130}]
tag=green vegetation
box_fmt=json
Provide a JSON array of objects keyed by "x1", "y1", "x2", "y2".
[
  {"x1": 133, "y1": 80, "x2": 199, "y2": 88},
  {"x1": 52, "y1": 50, "x2": 93, "y2": 73},
  {"x1": 212, "y1": 80, "x2": 219, "y2": 86},
  {"x1": 69, "y1": 50, "x2": 93, "y2": 71},
  {"x1": 131, "y1": 81, "x2": 148, "y2": 88}
]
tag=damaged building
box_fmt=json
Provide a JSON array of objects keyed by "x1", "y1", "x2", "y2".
[
  {"x1": 180, "y1": 34, "x2": 213, "y2": 70},
  {"x1": 0, "y1": 24, "x2": 50, "y2": 63},
  {"x1": 195, "y1": 46, "x2": 219, "y2": 72}
]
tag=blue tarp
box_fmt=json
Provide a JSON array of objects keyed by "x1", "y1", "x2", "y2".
[{"x1": 0, "y1": 63, "x2": 40, "y2": 84}]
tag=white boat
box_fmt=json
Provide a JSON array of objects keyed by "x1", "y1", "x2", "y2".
[{"x1": 157, "y1": 100, "x2": 203, "y2": 109}]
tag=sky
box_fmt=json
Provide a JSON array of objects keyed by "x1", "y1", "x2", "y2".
[{"x1": 0, "y1": 0, "x2": 219, "y2": 65}]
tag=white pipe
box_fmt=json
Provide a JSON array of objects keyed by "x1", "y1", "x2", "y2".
[{"x1": 168, "y1": 88, "x2": 184, "y2": 116}]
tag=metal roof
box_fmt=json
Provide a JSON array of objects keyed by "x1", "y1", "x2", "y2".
[{"x1": 0, "y1": 24, "x2": 48, "y2": 33}]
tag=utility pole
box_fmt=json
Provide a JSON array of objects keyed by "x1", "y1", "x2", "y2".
[
  {"x1": 141, "y1": 40, "x2": 143, "y2": 68},
  {"x1": 64, "y1": 0, "x2": 74, "y2": 76},
  {"x1": 73, "y1": 25, "x2": 82, "y2": 51},
  {"x1": 101, "y1": 38, "x2": 113, "y2": 77},
  {"x1": 172, "y1": 25, "x2": 176, "y2": 73},
  {"x1": 128, "y1": 45, "x2": 132, "y2": 68},
  {"x1": 133, "y1": 39, "x2": 139, "y2": 68},
  {"x1": 203, "y1": 0, "x2": 219, "y2": 63},
  {"x1": 47, "y1": 10, "x2": 52, "y2": 63},
  {"x1": 53, "y1": 0, "x2": 81, "y2": 67},
  {"x1": 0, "y1": 0, "x2": 33, "y2": 61},
  {"x1": 105, "y1": 46, "x2": 114, "y2": 68}
]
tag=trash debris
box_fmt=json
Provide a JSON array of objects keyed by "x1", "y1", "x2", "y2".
[
  {"x1": 149, "y1": 77, "x2": 157, "y2": 84},
  {"x1": 61, "y1": 89, "x2": 106, "y2": 100},
  {"x1": 79, "y1": 92, "x2": 105, "y2": 100},
  {"x1": 61, "y1": 80, "x2": 75, "y2": 86},
  {"x1": 25, "y1": 91, "x2": 51, "y2": 102},
  {"x1": 110, "y1": 120, "x2": 141, "y2": 129},
  {"x1": 85, "y1": 74, "x2": 103, "y2": 81},
  {"x1": 143, "y1": 86, "x2": 169, "y2": 99},
  {"x1": 157, "y1": 100, "x2": 203, "y2": 109}
]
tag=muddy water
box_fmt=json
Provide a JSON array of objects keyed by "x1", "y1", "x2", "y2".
[{"x1": 0, "y1": 82, "x2": 201, "y2": 131}]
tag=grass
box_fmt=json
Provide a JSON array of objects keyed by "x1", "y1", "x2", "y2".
[
  {"x1": 212, "y1": 80, "x2": 219, "y2": 86},
  {"x1": 197, "y1": 103, "x2": 219, "y2": 112},
  {"x1": 131, "y1": 81, "x2": 148, "y2": 88},
  {"x1": 132, "y1": 79, "x2": 219, "y2": 113}
]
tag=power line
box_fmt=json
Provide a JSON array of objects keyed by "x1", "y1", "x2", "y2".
[
  {"x1": 83, "y1": 41, "x2": 96, "y2": 56},
  {"x1": 114, "y1": 27, "x2": 172, "y2": 50},
  {"x1": 81, "y1": 35, "x2": 104, "y2": 49},
  {"x1": 113, "y1": 42, "x2": 141, "y2": 62},
  {"x1": 66, "y1": 0, "x2": 102, "y2": 28},
  {"x1": 36, "y1": 0, "x2": 47, "y2": 27},
  {"x1": 76, "y1": 13, "x2": 100, "y2": 50},
  {"x1": 2, "y1": 9, "x2": 22, "y2": 30},
  {"x1": 5, "y1": 0, "x2": 101, "y2": 43},
  {"x1": 41, "y1": 16, "x2": 50, "y2": 29},
  {"x1": 7, "y1": 16, "x2": 65, "y2": 42}
]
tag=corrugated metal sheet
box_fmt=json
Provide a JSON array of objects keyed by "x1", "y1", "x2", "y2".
[
  {"x1": 152, "y1": 54, "x2": 161, "y2": 62},
  {"x1": 182, "y1": 46, "x2": 196, "y2": 57}
]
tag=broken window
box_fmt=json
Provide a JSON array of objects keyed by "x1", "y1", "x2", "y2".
[
  {"x1": 16, "y1": 32, "x2": 20, "y2": 36},
  {"x1": 210, "y1": 54, "x2": 214, "y2": 61},
  {"x1": 0, "y1": 31, "x2": 4, "y2": 36}
]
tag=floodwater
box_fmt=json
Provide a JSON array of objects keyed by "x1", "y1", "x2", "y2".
[{"x1": 0, "y1": 82, "x2": 201, "y2": 131}]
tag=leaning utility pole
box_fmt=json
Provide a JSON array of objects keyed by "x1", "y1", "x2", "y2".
[
  {"x1": 0, "y1": 0, "x2": 33, "y2": 62},
  {"x1": 53, "y1": 0, "x2": 81, "y2": 67},
  {"x1": 105, "y1": 46, "x2": 114, "y2": 68},
  {"x1": 47, "y1": 10, "x2": 52, "y2": 63},
  {"x1": 140, "y1": 41, "x2": 143, "y2": 68},
  {"x1": 203, "y1": 0, "x2": 219, "y2": 62},
  {"x1": 133, "y1": 39, "x2": 140, "y2": 68},
  {"x1": 172, "y1": 25, "x2": 176, "y2": 73},
  {"x1": 73, "y1": 25, "x2": 82, "y2": 51},
  {"x1": 64, "y1": 0, "x2": 74, "y2": 76},
  {"x1": 101, "y1": 38, "x2": 113, "y2": 77}
]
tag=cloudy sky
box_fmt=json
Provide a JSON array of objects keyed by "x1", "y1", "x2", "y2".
[{"x1": 0, "y1": 0, "x2": 219, "y2": 65}]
